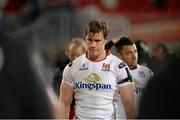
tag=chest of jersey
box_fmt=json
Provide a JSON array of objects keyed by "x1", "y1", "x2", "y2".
[
  {"x1": 131, "y1": 66, "x2": 153, "y2": 94},
  {"x1": 73, "y1": 60, "x2": 117, "y2": 92}
]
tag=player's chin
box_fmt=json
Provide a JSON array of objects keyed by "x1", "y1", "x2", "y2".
[
  {"x1": 91, "y1": 51, "x2": 99, "y2": 57},
  {"x1": 130, "y1": 62, "x2": 137, "y2": 68},
  {"x1": 132, "y1": 63, "x2": 137, "y2": 68}
]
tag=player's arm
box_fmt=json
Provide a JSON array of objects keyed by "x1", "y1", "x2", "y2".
[
  {"x1": 119, "y1": 83, "x2": 136, "y2": 119},
  {"x1": 117, "y1": 65, "x2": 136, "y2": 118},
  {"x1": 58, "y1": 82, "x2": 74, "y2": 118},
  {"x1": 105, "y1": 35, "x2": 127, "y2": 50}
]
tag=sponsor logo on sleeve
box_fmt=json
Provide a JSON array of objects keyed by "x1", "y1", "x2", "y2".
[{"x1": 118, "y1": 62, "x2": 126, "y2": 69}]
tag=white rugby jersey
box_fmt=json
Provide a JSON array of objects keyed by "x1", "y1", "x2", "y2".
[
  {"x1": 131, "y1": 64, "x2": 154, "y2": 111},
  {"x1": 62, "y1": 51, "x2": 133, "y2": 119}
]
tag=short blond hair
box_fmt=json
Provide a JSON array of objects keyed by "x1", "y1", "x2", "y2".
[
  {"x1": 65, "y1": 37, "x2": 87, "y2": 59},
  {"x1": 70, "y1": 37, "x2": 87, "y2": 52}
]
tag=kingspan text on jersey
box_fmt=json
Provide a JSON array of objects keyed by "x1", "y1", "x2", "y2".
[{"x1": 76, "y1": 82, "x2": 111, "y2": 90}]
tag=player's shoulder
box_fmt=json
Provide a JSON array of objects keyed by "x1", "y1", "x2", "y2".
[
  {"x1": 107, "y1": 54, "x2": 124, "y2": 63},
  {"x1": 74, "y1": 54, "x2": 86, "y2": 62},
  {"x1": 138, "y1": 64, "x2": 149, "y2": 69},
  {"x1": 138, "y1": 64, "x2": 154, "y2": 75},
  {"x1": 67, "y1": 54, "x2": 86, "y2": 68},
  {"x1": 107, "y1": 54, "x2": 128, "y2": 69}
]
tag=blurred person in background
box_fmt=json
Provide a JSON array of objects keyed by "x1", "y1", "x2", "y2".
[
  {"x1": 0, "y1": 31, "x2": 53, "y2": 118},
  {"x1": 52, "y1": 37, "x2": 86, "y2": 119},
  {"x1": 152, "y1": 43, "x2": 169, "y2": 61},
  {"x1": 148, "y1": 43, "x2": 177, "y2": 75},
  {"x1": 134, "y1": 39, "x2": 150, "y2": 66},
  {"x1": 106, "y1": 36, "x2": 154, "y2": 113},
  {"x1": 58, "y1": 20, "x2": 136, "y2": 119},
  {"x1": 138, "y1": 57, "x2": 180, "y2": 118}
]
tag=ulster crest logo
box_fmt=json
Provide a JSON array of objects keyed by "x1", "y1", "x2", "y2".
[{"x1": 102, "y1": 63, "x2": 110, "y2": 71}]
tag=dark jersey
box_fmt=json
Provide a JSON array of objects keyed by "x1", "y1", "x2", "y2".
[{"x1": 0, "y1": 32, "x2": 53, "y2": 118}]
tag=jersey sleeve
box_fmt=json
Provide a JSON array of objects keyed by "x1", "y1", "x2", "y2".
[
  {"x1": 116, "y1": 62, "x2": 133, "y2": 87},
  {"x1": 148, "y1": 68, "x2": 154, "y2": 78},
  {"x1": 62, "y1": 63, "x2": 75, "y2": 87}
]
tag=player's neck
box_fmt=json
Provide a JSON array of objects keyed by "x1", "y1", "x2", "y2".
[
  {"x1": 87, "y1": 50, "x2": 106, "y2": 62},
  {"x1": 130, "y1": 65, "x2": 138, "y2": 70}
]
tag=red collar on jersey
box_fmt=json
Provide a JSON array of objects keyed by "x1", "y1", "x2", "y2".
[{"x1": 86, "y1": 50, "x2": 111, "y2": 62}]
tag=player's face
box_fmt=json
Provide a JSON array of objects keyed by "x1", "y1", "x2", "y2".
[
  {"x1": 118, "y1": 44, "x2": 138, "y2": 69},
  {"x1": 85, "y1": 32, "x2": 106, "y2": 59}
]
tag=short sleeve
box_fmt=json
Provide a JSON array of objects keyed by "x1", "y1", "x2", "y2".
[
  {"x1": 148, "y1": 68, "x2": 154, "y2": 78},
  {"x1": 62, "y1": 64, "x2": 75, "y2": 87},
  {"x1": 116, "y1": 62, "x2": 133, "y2": 87}
]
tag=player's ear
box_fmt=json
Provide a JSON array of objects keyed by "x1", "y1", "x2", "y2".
[
  {"x1": 116, "y1": 52, "x2": 123, "y2": 59},
  {"x1": 104, "y1": 36, "x2": 108, "y2": 42}
]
